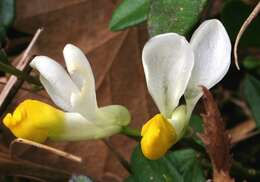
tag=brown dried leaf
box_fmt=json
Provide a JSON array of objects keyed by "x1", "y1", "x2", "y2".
[
  {"x1": 198, "y1": 86, "x2": 234, "y2": 182},
  {"x1": 0, "y1": 0, "x2": 155, "y2": 181},
  {"x1": 0, "y1": 152, "x2": 70, "y2": 181}
]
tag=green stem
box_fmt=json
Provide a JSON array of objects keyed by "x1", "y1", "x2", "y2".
[
  {"x1": 0, "y1": 62, "x2": 41, "y2": 86},
  {"x1": 121, "y1": 126, "x2": 141, "y2": 140}
]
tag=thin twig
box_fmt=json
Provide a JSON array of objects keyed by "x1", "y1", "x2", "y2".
[
  {"x1": 0, "y1": 55, "x2": 36, "y2": 116},
  {"x1": 0, "y1": 28, "x2": 43, "y2": 116},
  {"x1": 0, "y1": 80, "x2": 41, "y2": 93},
  {"x1": 102, "y1": 139, "x2": 131, "y2": 173},
  {"x1": 234, "y1": 2, "x2": 260, "y2": 70},
  {"x1": 10, "y1": 138, "x2": 82, "y2": 163},
  {"x1": 0, "y1": 28, "x2": 43, "y2": 85},
  {"x1": 21, "y1": 28, "x2": 43, "y2": 63}
]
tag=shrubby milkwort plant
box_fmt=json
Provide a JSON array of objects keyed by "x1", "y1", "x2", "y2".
[
  {"x1": 3, "y1": 20, "x2": 230, "y2": 161},
  {"x1": 1, "y1": 0, "x2": 260, "y2": 181}
]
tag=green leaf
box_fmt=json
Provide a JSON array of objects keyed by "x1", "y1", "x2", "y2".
[
  {"x1": 243, "y1": 75, "x2": 260, "y2": 128},
  {"x1": 243, "y1": 56, "x2": 260, "y2": 70},
  {"x1": 169, "y1": 149, "x2": 205, "y2": 182},
  {"x1": 190, "y1": 115, "x2": 203, "y2": 133},
  {"x1": 0, "y1": 0, "x2": 16, "y2": 28},
  {"x1": 148, "y1": 0, "x2": 208, "y2": 36},
  {"x1": 109, "y1": 0, "x2": 150, "y2": 31},
  {"x1": 221, "y1": 0, "x2": 260, "y2": 48},
  {"x1": 189, "y1": 115, "x2": 204, "y2": 146},
  {"x1": 128, "y1": 145, "x2": 205, "y2": 182}
]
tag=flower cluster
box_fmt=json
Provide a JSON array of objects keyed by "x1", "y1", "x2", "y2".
[
  {"x1": 3, "y1": 19, "x2": 231, "y2": 160},
  {"x1": 140, "y1": 19, "x2": 231, "y2": 159}
]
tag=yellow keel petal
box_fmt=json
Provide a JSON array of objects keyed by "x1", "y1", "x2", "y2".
[
  {"x1": 3, "y1": 100, "x2": 64, "y2": 143},
  {"x1": 141, "y1": 114, "x2": 177, "y2": 160}
]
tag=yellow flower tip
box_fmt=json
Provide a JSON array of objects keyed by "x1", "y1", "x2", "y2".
[
  {"x1": 3, "y1": 107, "x2": 26, "y2": 128},
  {"x1": 141, "y1": 114, "x2": 177, "y2": 160},
  {"x1": 3, "y1": 113, "x2": 13, "y2": 127},
  {"x1": 2, "y1": 99, "x2": 65, "y2": 143}
]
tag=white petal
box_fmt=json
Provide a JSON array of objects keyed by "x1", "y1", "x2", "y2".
[
  {"x1": 30, "y1": 56, "x2": 79, "y2": 111},
  {"x1": 63, "y1": 44, "x2": 98, "y2": 119},
  {"x1": 39, "y1": 76, "x2": 72, "y2": 111},
  {"x1": 185, "y1": 19, "x2": 231, "y2": 114},
  {"x1": 49, "y1": 112, "x2": 122, "y2": 141},
  {"x1": 142, "y1": 33, "x2": 194, "y2": 117}
]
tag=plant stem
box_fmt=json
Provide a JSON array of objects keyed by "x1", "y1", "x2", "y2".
[
  {"x1": 0, "y1": 61, "x2": 41, "y2": 86},
  {"x1": 121, "y1": 126, "x2": 141, "y2": 139}
]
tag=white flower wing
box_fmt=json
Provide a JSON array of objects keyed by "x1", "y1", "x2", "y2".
[
  {"x1": 142, "y1": 33, "x2": 194, "y2": 117},
  {"x1": 63, "y1": 44, "x2": 98, "y2": 120},
  {"x1": 185, "y1": 19, "x2": 231, "y2": 114},
  {"x1": 30, "y1": 56, "x2": 79, "y2": 111}
]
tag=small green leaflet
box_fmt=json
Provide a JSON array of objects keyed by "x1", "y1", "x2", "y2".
[
  {"x1": 109, "y1": 0, "x2": 150, "y2": 31},
  {"x1": 126, "y1": 145, "x2": 205, "y2": 182}
]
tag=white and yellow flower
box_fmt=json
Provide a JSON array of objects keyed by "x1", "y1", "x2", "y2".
[
  {"x1": 141, "y1": 19, "x2": 231, "y2": 160},
  {"x1": 3, "y1": 44, "x2": 130, "y2": 143}
]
